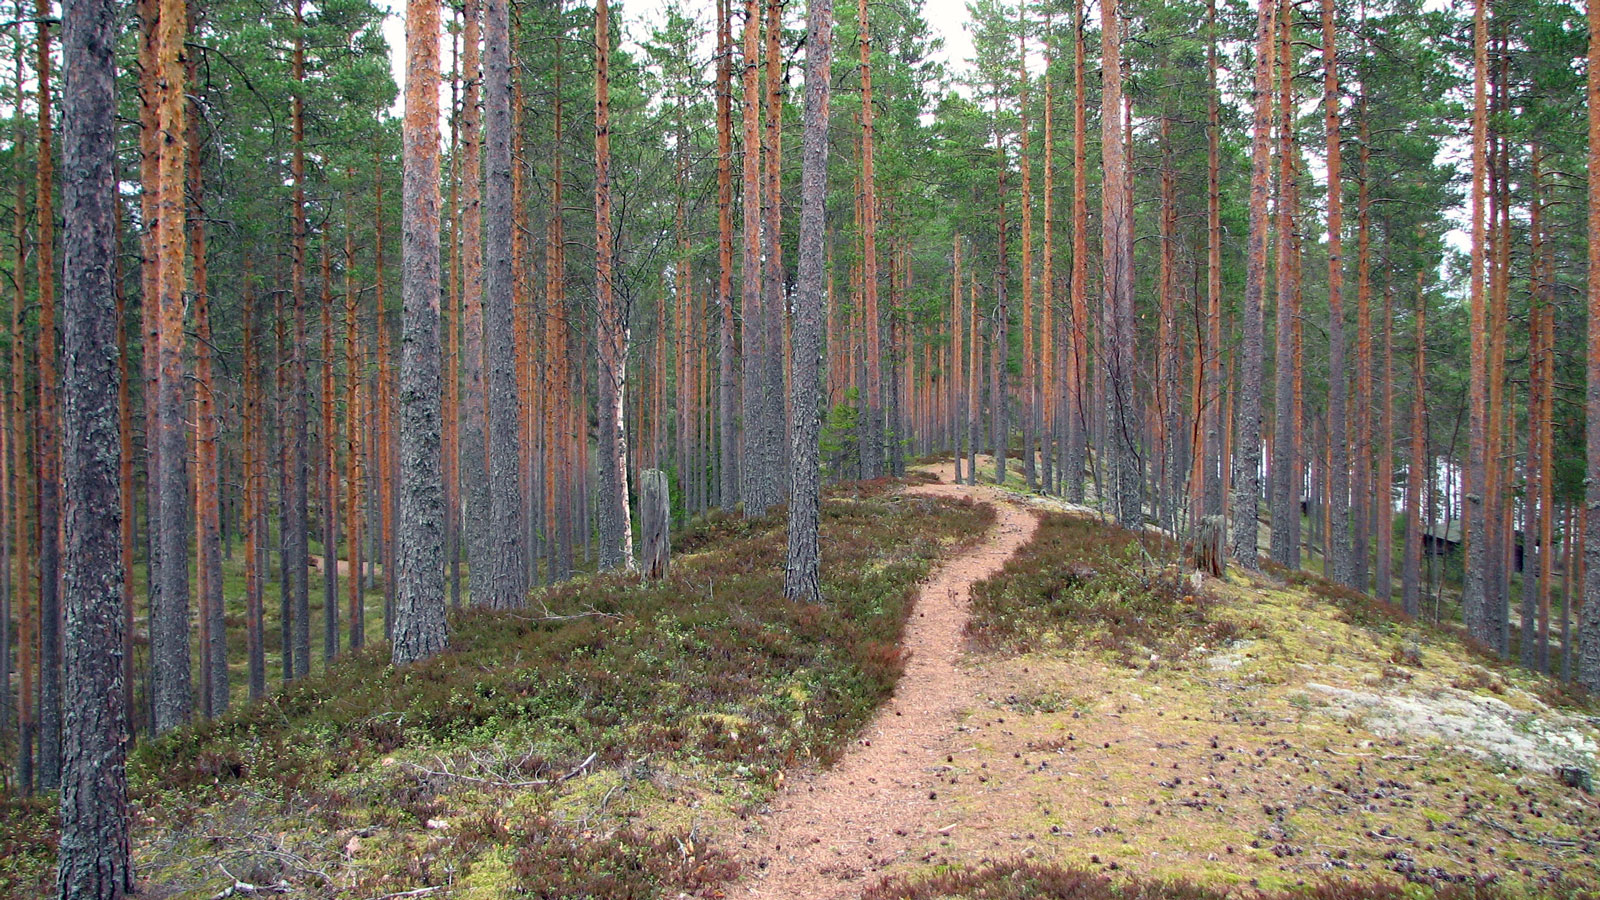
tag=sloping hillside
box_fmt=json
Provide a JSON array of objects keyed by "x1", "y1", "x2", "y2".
[
  {"x1": 0, "y1": 478, "x2": 991, "y2": 899},
  {"x1": 858, "y1": 485, "x2": 1600, "y2": 898}
]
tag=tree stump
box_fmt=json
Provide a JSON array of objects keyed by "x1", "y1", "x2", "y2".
[
  {"x1": 640, "y1": 469, "x2": 671, "y2": 580},
  {"x1": 1194, "y1": 515, "x2": 1226, "y2": 578}
]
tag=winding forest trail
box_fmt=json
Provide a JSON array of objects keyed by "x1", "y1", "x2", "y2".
[{"x1": 735, "y1": 470, "x2": 1039, "y2": 899}]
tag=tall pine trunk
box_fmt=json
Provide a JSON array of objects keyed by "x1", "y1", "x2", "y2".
[
  {"x1": 739, "y1": 0, "x2": 765, "y2": 512},
  {"x1": 1402, "y1": 271, "x2": 1426, "y2": 617},
  {"x1": 34, "y1": 0, "x2": 60, "y2": 786},
  {"x1": 58, "y1": 0, "x2": 133, "y2": 887},
  {"x1": 1270, "y1": 0, "x2": 1299, "y2": 567},
  {"x1": 1102, "y1": 0, "x2": 1139, "y2": 526},
  {"x1": 483, "y1": 0, "x2": 525, "y2": 608},
  {"x1": 716, "y1": 0, "x2": 737, "y2": 509},
  {"x1": 1579, "y1": 0, "x2": 1600, "y2": 688},
  {"x1": 594, "y1": 0, "x2": 634, "y2": 571},
  {"x1": 1065, "y1": 0, "x2": 1089, "y2": 503},
  {"x1": 785, "y1": 0, "x2": 832, "y2": 604},
  {"x1": 393, "y1": 0, "x2": 448, "y2": 667},
  {"x1": 151, "y1": 0, "x2": 192, "y2": 729},
  {"x1": 1230, "y1": 0, "x2": 1275, "y2": 568},
  {"x1": 1465, "y1": 0, "x2": 1493, "y2": 648},
  {"x1": 859, "y1": 0, "x2": 883, "y2": 481}
]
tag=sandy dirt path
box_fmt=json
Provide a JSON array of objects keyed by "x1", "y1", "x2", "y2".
[{"x1": 734, "y1": 470, "x2": 1038, "y2": 899}]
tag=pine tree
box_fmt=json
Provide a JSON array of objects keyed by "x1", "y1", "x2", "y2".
[
  {"x1": 483, "y1": 0, "x2": 525, "y2": 607},
  {"x1": 394, "y1": 0, "x2": 448, "y2": 667},
  {"x1": 151, "y1": 0, "x2": 193, "y2": 730},
  {"x1": 57, "y1": 0, "x2": 132, "y2": 888},
  {"x1": 785, "y1": 0, "x2": 833, "y2": 604},
  {"x1": 594, "y1": 0, "x2": 634, "y2": 571},
  {"x1": 1230, "y1": 0, "x2": 1275, "y2": 568},
  {"x1": 1579, "y1": 0, "x2": 1600, "y2": 688}
]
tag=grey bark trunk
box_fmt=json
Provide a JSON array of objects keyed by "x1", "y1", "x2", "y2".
[
  {"x1": 484, "y1": 0, "x2": 525, "y2": 608},
  {"x1": 1229, "y1": 0, "x2": 1274, "y2": 569},
  {"x1": 1101, "y1": 0, "x2": 1140, "y2": 527},
  {"x1": 58, "y1": 0, "x2": 133, "y2": 889},
  {"x1": 394, "y1": 0, "x2": 449, "y2": 667},
  {"x1": 785, "y1": 0, "x2": 831, "y2": 603}
]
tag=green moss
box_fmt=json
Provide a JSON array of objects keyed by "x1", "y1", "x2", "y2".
[{"x1": 2, "y1": 478, "x2": 991, "y2": 898}]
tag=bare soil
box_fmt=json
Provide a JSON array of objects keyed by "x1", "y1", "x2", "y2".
[{"x1": 733, "y1": 472, "x2": 1039, "y2": 900}]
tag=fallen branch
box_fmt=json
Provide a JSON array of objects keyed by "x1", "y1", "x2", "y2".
[
  {"x1": 406, "y1": 751, "x2": 598, "y2": 789},
  {"x1": 359, "y1": 887, "x2": 445, "y2": 900},
  {"x1": 208, "y1": 863, "x2": 290, "y2": 898}
]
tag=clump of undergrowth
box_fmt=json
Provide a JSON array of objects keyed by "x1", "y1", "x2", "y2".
[
  {"x1": 967, "y1": 513, "x2": 1238, "y2": 662},
  {"x1": 1272, "y1": 563, "x2": 1414, "y2": 634},
  {"x1": 2, "y1": 480, "x2": 991, "y2": 898},
  {"x1": 864, "y1": 859, "x2": 1597, "y2": 900}
]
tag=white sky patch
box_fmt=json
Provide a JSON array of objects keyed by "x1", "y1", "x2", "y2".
[{"x1": 377, "y1": 0, "x2": 979, "y2": 119}]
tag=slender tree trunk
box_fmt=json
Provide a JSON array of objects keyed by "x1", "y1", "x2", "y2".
[
  {"x1": 33, "y1": 0, "x2": 61, "y2": 788},
  {"x1": 344, "y1": 194, "x2": 365, "y2": 648},
  {"x1": 968, "y1": 271, "x2": 980, "y2": 486},
  {"x1": 1204, "y1": 0, "x2": 1222, "y2": 519},
  {"x1": 393, "y1": 0, "x2": 448, "y2": 667},
  {"x1": 594, "y1": 0, "x2": 633, "y2": 571},
  {"x1": 319, "y1": 239, "x2": 339, "y2": 662},
  {"x1": 1319, "y1": 0, "x2": 1353, "y2": 588},
  {"x1": 1353, "y1": 111, "x2": 1376, "y2": 595},
  {"x1": 716, "y1": 0, "x2": 737, "y2": 509},
  {"x1": 1580, "y1": 0, "x2": 1600, "y2": 687},
  {"x1": 859, "y1": 0, "x2": 882, "y2": 481},
  {"x1": 1537, "y1": 209, "x2": 1555, "y2": 670},
  {"x1": 762, "y1": 0, "x2": 787, "y2": 493},
  {"x1": 456, "y1": 0, "x2": 490, "y2": 605},
  {"x1": 1159, "y1": 114, "x2": 1180, "y2": 534},
  {"x1": 1524, "y1": 186, "x2": 1546, "y2": 669},
  {"x1": 113, "y1": 213, "x2": 133, "y2": 734},
  {"x1": 1270, "y1": 0, "x2": 1298, "y2": 568},
  {"x1": 286, "y1": 0, "x2": 312, "y2": 676},
  {"x1": 739, "y1": 0, "x2": 765, "y2": 512},
  {"x1": 243, "y1": 264, "x2": 265, "y2": 696},
  {"x1": 375, "y1": 162, "x2": 395, "y2": 631},
  {"x1": 1465, "y1": 0, "x2": 1493, "y2": 649},
  {"x1": 187, "y1": 78, "x2": 226, "y2": 713},
  {"x1": 785, "y1": 0, "x2": 832, "y2": 603},
  {"x1": 1487, "y1": 48, "x2": 1511, "y2": 655},
  {"x1": 1019, "y1": 14, "x2": 1036, "y2": 491},
  {"x1": 57, "y1": 0, "x2": 133, "y2": 886},
  {"x1": 1041, "y1": 19, "x2": 1057, "y2": 495},
  {"x1": 1230, "y1": 0, "x2": 1275, "y2": 568},
  {"x1": 151, "y1": 0, "x2": 192, "y2": 729},
  {"x1": 992, "y1": 94, "x2": 1010, "y2": 487},
  {"x1": 1403, "y1": 270, "x2": 1426, "y2": 617},
  {"x1": 1377, "y1": 285, "x2": 1395, "y2": 601},
  {"x1": 1066, "y1": 0, "x2": 1089, "y2": 503},
  {"x1": 1101, "y1": 0, "x2": 1138, "y2": 525},
  {"x1": 544, "y1": 12, "x2": 570, "y2": 582},
  {"x1": 482, "y1": 0, "x2": 524, "y2": 608}
]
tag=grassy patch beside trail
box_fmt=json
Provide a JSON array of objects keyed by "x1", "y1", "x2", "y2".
[
  {"x1": 919, "y1": 495, "x2": 1599, "y2": 899},
  {"x1": 0, "y1": 478, "x2": 992, "y2": 899},
  {"x1": 864, "y1": 859, "x2": 1596, "y2": 900},
  {"x1": 966, "y1": 512, "x2": 1244, "y2": 662}
]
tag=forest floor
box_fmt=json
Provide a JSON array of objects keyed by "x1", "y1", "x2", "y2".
[
  {"x1": 733, "y1": 475, "x2": 1040, "y2": 900},
  {"x1": 759, "y1": 457, "x2": 1600, "y2": 900},
  {"x1": 7, "y1": 463, "x2": 1600, "y2": 900}
]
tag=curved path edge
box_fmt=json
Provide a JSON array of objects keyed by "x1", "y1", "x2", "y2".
[{"x1": 733, "y1": 474, "x2": 1039, "y2": 899}]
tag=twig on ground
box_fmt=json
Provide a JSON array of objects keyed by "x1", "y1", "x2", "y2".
[
  {"x1": 359, "y1": 887, "x2": 444, "y2": 900},
  {"x1": 406, "y1": 751, "x2": 598, "y2": 789},
  {"x1": 207, "y1": 862, "x2": 291, "y2": 898}
]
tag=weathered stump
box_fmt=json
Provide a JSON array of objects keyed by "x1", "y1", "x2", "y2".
[
  {"x1": 1194, "y1": 515, "x2": 1226, "y2": 579},
  {"x1": 641, "y1": 469, "x2": 671, "y2": 580}
]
